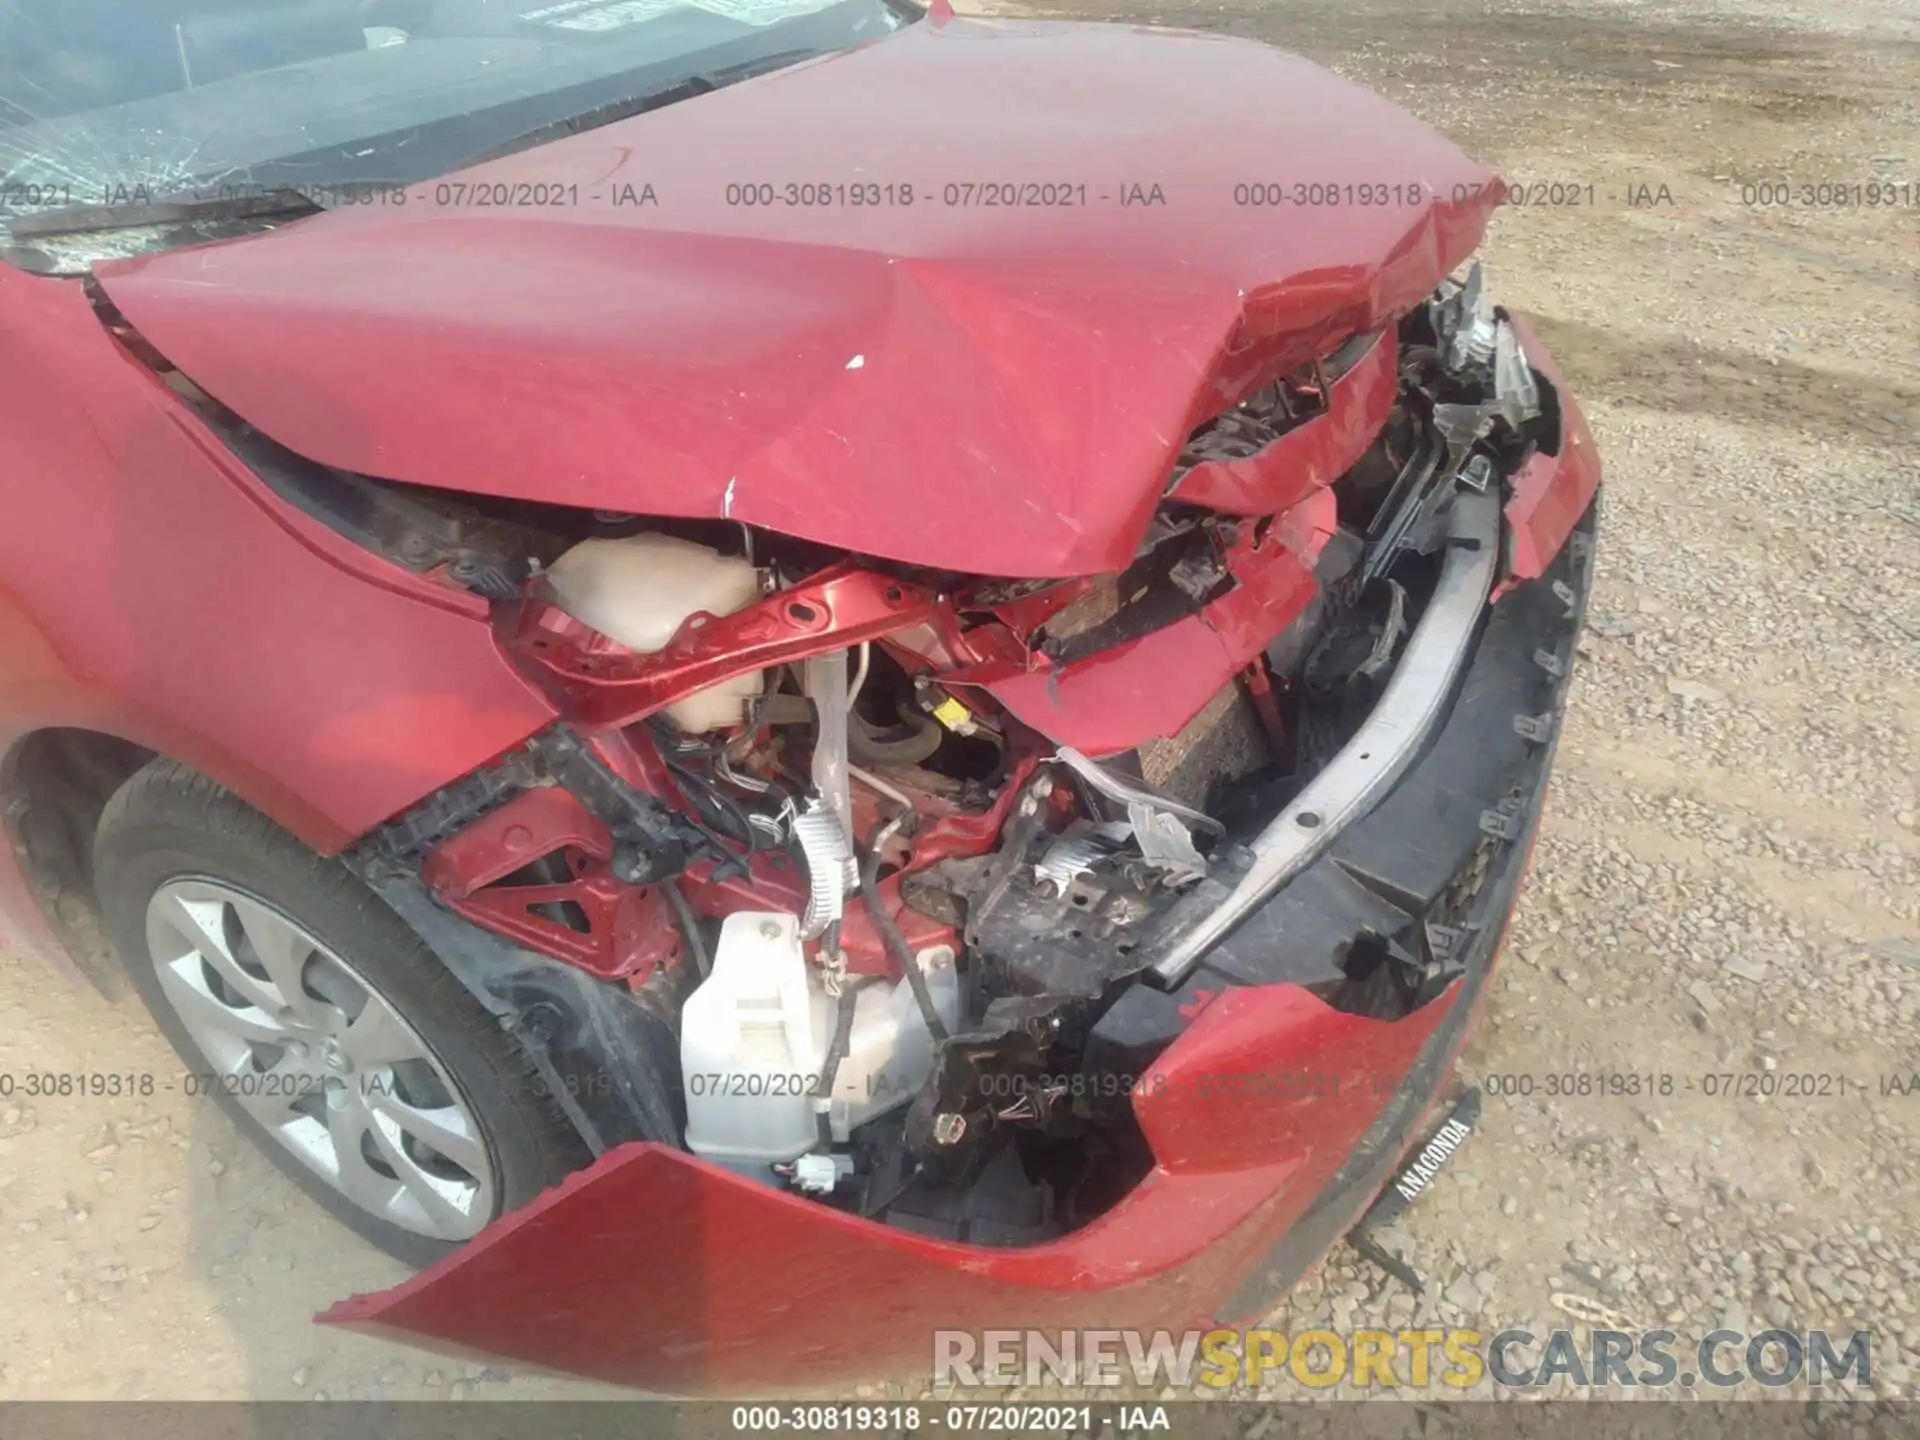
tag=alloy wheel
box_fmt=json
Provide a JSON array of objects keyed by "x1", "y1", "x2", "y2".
[{"x1": 145, "y1": 878, "x2": 495, "y2": 1241}]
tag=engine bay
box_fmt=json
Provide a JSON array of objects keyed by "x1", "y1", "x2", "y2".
[{"x1": 336, "y1": 268, "x2": 1553, "y2": 1243}]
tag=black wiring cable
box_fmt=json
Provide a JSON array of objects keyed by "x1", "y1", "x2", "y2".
[
  {"x1": 811, "y1": 975, "x2": 864, "y2": 1151},
  {"x1": 648, "y1": 716, "x2": 722, "y2": 757},
  {"x1": 656, "y1": 745, "x2": 763, "y2": 856},
  {"x1": 664, "y1": 880, "x2": 711, "y2": 979},
  {"x1": 860, "y1": 1161, "x2": 926, "y2": 1219},
  {"x1": 859, "y1": 840, "x2": 948, "y2": 1043}
]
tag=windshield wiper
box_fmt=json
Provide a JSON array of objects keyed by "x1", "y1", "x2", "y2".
[
  {"x1": 450, "y1": 48, "x2": 822, "y2": 171},
  {"x1": 5, "y1": 185, "x2": 326, "y2": 242}
]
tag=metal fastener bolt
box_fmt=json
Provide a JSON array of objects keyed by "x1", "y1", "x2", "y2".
[
  {"x1": 932, "y1": 1112, "x2": 967, "y2": 1146},
  {"x1": 759, "y1": 919, "x2": 783, "y2": 940}
]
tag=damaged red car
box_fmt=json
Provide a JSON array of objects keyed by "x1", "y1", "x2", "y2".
[{"x1": 0, "y1": 0, "x2": 1599, "y2": 1393}]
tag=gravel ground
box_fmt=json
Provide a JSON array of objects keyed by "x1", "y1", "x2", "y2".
[{"x1": 0, "y1": 0, "x2": 1916, "y2": 1408}]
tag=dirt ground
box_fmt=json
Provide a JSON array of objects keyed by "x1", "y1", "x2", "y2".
[{"x1": 0, "y1": 0, "x2": 1916, "y2": 1407}]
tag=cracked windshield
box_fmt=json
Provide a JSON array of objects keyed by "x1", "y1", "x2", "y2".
[{"x1": 0, "y1": 0, "x2": 896, "y2": 266}]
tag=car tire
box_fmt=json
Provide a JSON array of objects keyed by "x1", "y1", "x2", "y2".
[{"x1": 93, "y1": 759, "x2": 586, "y2": 1267}]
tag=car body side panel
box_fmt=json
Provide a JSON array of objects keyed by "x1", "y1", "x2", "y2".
[{"x1": 0, "y1": 266, "x2": 557, "y2": 868}]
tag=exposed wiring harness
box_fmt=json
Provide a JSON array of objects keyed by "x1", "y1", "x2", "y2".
[{"x1": 656, "y1": 742, "x2": 764, "y2": 855}]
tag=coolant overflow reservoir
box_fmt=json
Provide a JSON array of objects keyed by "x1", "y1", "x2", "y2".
[
  {"x1": 680, "y1": 912, "x2": 961, "y2": 1183},
  {"x1": 544, "y1": 532, "x2": 762, "y2": 733}
]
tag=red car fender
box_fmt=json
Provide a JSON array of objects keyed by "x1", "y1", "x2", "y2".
[{"x1": 0, "y1": 266, "x2": 556, "y2": 873}]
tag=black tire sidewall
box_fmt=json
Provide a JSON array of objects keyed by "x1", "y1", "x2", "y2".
[{"x1": 93, "y1": 763, "x2": 582, "y2": 1268}]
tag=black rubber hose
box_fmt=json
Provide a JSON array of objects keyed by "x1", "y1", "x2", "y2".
[{"x1": 860, "y1": 842, "x2": 949, "y2": 1043}]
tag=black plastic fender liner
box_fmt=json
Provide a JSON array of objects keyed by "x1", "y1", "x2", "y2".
[
  {"x1": 353, "y1": 863, "x2": 683, "y2": 1157},
  {"x1": 342, "y1": 722, "x2": 707, "y2": 1156}
]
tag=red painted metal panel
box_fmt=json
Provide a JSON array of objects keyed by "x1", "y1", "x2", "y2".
[
  {"x1": 94, "y1": 21, "x2": 1501, "y2": 579},
  {"x1": 1167, "y1": 329, "x2": 1399, "y2": 515},
  {"x1": 0, "y1": 267, "x2": 556, "y2": 855},
  {"x1": 974, "y1": 490, "x2": 1337, "y2": 754}
]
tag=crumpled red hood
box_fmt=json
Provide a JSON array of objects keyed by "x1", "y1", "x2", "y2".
[{"x1": 96, "y1": 16, "x2": 1500, "y2": 578}]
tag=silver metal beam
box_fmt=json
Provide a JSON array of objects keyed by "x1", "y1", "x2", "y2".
[{"x1": 1147, "y1": 488, "x2": 1501, "y2": 986}]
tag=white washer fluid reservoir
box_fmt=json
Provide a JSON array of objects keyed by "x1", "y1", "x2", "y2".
[{"x1": 679, "y1": 911, "x2": 961, "y2": 1181}]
